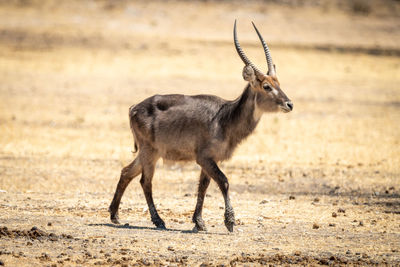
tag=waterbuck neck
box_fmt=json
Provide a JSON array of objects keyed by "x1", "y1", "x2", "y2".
[{"x1": 217, "y1": 84, "x2": 261, "y2": 148}]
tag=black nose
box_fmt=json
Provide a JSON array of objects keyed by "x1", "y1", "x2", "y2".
[{"x1": 285, "y1": 101, "x2": 293, "y2": 111}]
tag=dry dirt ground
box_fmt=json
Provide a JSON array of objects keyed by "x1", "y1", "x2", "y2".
[{"x1": 0, "y1": 1, "x2": 400, "y2": 266}]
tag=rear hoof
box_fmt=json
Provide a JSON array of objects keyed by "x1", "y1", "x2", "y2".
[
  {"x1": 109, "y1": 209, "x2": 120, "y2": 224},
  {"x1": 111, "y1": 215, "x2": 120, "y2": 225}
]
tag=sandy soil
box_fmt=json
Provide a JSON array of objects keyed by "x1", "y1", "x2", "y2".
[{"x1": 0, "y1": 1, "x2": 399, "y2": 266}]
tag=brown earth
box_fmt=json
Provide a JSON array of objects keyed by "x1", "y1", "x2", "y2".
[{"x1": 0, "y1": 0, "x2": 399, "y2": 266}]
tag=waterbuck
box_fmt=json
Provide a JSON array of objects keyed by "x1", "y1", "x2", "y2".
[{"x1": 109, "y1": 20, "x2": 293, "y2": 232}]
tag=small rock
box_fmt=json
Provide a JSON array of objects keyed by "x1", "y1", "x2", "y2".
[
  {"x1": 124, "y1": 223, "x2": 129, "y2": 227},
  {"x1": 0, "y1": 259, "x2": 4, "y2": 266},
  {"x1": 259, "y1": 199, "x2": 268, "y2": 204},
  {"x1": 39, "y1": 252, "x2": 50, "y2": 261},
  {"x1": 313, "y1": 197, "x2": 320, "y2": 203},
  {"x1": 47, "y1": 222, "x2": 52, "y2": 226},
  {"x1": 337, "y1": 208, "x2": 345, "y2": 213},
  {"x1": 184, "y1": 193, "x2": 191, "y2": 197},
  {"x1": 236, "y1": 219, "x2": 244, "y2": 225},
  {"x1": 289, "y1": 196, "x2": 295, "y2": 200},
  {"x1": 49, "y1": 234, "x2": 58, "y2": 242},
  {"x1": 332, "y1": 212, "x2": 337, "y2": 218},
  {"x1": 312, "y1": 223, "x2": 320, "y2": 229},
  {"x1": 328, "y1": 223, "x2": 336, "y2": 227},
  {"x1": 167, "y1": 246, "x2": 174, "y2": 251},
  {"x1": 294, "y1": 251, "x2": 301, "y2": 256},
  {"x1": 319, "y1": 258, "x2": 329, "y2": 265},
  {"x1": 359, "y1": 221, "x2": 364, "y2": 226}
]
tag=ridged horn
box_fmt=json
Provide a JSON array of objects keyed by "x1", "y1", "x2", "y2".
[
  {"x1": 251, "y1": 21, "x2": 276, "y2": 76},
  {"x1": 233, "y1": 20, "x2": 264, "y2": 77}
]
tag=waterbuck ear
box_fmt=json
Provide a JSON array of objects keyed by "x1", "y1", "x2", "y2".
[{"x1": 242, "y1": 65, "x2": 256, "y2": 82}]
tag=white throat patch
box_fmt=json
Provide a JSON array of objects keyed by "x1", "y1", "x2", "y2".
[{"x1": 253, "y1": 95, "x2": 263, "y2": 121}]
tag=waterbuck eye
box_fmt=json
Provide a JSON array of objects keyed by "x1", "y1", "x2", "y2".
[{"x1": 263, "y1": 84, "x2": 272, "y2": 92}]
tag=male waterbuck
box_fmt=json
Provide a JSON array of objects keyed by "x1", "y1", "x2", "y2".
[{"x1": 109, "y1": 21, "x2": 293, "y2": 232}]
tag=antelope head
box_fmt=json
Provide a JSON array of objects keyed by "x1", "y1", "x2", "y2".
[{"x1": 234, "y1": 20, "x2": 293, "y2": 113}]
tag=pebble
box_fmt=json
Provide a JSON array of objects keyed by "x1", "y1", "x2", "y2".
[
  {"x1": 289, "y1": 196, "x2": 296, "y2": 200},
  {"x1": 338, "y1": 208, "x2": 346, "y2": 213},
  {"x1": 313, "y1": 223, "x2": 320, "y2": 229},
  {"x1": 332, "y1": 212, "x2": 337, "y2": 218}
]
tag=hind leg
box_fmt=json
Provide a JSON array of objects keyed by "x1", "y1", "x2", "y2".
[
  {"x1": 109, "y1": 157, "x2": 142, "y2": 224},
  {"x1": 139, "y1": 148, "x2": 165, "y2": 229}
]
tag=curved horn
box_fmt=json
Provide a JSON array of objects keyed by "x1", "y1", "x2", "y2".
[
  {"x1": 251, "y1": 21, "x2": 276, "y2": 76},
  {"x1": 233, "y1": 20, "x2": 264, "y2": 77}
]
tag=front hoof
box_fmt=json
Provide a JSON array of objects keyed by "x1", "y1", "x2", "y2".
[
  {"x1": 224, "y1": 220, "x2": 235, "y2": 232},
  {"x1": 193, "y1": 218, "x2": 207, "y2": 232},
  {"x1": 193, "y1": 224, "x2": 207, "y2": 232},
  {"x1": 153, "y1": 218, "x2": 166, "y2": 229},
  {"x1": 224, "y1": 210, "x2": 235, "y2": 232}
]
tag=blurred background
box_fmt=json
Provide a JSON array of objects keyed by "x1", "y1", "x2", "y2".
[{"x1": 0, "y1": 0, "x2": 399, "y2": 194}]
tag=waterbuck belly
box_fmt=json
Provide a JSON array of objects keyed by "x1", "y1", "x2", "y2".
[{"x1": 162, "y1": 148, "x2": 195, "y2": 161}]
